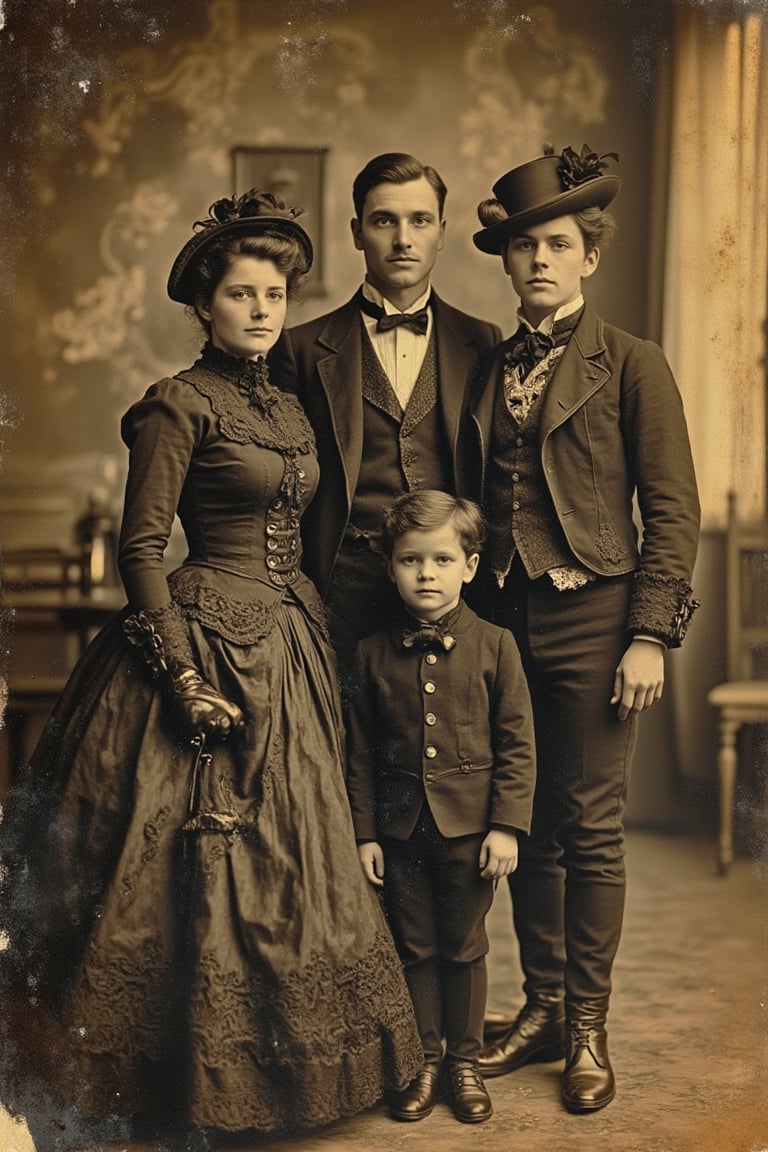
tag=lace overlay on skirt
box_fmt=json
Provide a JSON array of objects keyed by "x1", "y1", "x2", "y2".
[{"x1": 2, "y1": 591, "x2": 421, "y2": 1134}]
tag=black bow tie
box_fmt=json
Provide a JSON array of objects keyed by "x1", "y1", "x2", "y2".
[
  {"x1": 402, "y1": 624, "x2": 457, "y2": 652},
  {"x1": 358, "y1": 290, "x2": 430, "y2": 335}
]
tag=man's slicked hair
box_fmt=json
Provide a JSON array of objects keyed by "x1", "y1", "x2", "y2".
[{"x1": 352, "y1": 153, "x2": 447, "y2": 219}]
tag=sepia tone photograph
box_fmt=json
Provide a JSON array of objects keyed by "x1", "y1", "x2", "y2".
[{"x1": 0, "y1": 0, "x2": 765, "y2": 1149}]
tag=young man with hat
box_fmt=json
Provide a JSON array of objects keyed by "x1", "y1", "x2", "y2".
[
  {"x1": 468, "y1": 145, "x2": 700, "y2": 1112},
  {"x1": 270, "y1": 152, "x2": 501, "y2": 673}
]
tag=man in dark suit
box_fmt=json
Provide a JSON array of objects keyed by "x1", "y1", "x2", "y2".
[
  {"x1": 468, "y1": 146, "x2": 700, "y2": 1114},
  {"x1": 270, "y1": 152, "x2": 501, "y2": 670}
]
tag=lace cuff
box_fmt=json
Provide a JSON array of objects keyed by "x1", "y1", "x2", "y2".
[
  {"x1": 627, "y1": 571, "x2": 700, "y2": 649},
  {"x1": 123, "y1": 602, "x2": 196, "y2": 676}
]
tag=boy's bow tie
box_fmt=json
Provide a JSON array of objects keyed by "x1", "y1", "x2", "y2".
[{"x1": 402, "y1": 624, "x2": 457, "y2": 652}]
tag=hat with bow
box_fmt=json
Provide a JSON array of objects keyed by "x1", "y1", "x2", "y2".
[
  {"x1": 167, "y1": 189, "x2": 314, "y2": 304},
  {"x1": 473, "y1": 144, "x2": 620, "y2": 255}
]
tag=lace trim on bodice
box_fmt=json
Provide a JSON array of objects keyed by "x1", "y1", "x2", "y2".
[
  {"x1": 169, "y1": 568, "x2": 280, "y2": 643},
  {"x1": 178, "y1": 345, "x2": 316, "y2": 587},
  {"x1": 177, "y1": 343, "x2": 316, "y2": 455},
  {"x1": 168, "y1": 568, "x2": 329, "y2": 644}
]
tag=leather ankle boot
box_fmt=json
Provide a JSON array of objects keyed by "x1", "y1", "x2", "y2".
[
  {"x1": 478, "y1": 995, "x2": 565, "y2": 1077},
  {"x1": 390, "y1": 1062, "x2": 442, "y2": 1122},
  {"x1": 562, "y1": 1002, "x2": 615, "y2": 1112},
  {"x1": 443, "y1": 1060, "x2": 493, "y2": 1123}
]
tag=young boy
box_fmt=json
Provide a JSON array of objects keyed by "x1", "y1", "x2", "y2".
[{"x1": 345, "y1": 490, "x2": 536, "y2": 1124}]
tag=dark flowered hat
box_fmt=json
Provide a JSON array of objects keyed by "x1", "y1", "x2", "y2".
[
  {"x1": 167, "y1": 189, "x2": 314, "y2": 303},
  {"x1": 473, "y1": 145, "x2": 620, "y2": 255}
]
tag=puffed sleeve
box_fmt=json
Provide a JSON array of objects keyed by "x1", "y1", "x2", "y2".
[{"x1": 118, "y1": 378, "x2": 208, "y2": 611}]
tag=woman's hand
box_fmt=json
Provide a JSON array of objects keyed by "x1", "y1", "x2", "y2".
[
  {"x1": 611, "y1": 638, "x2": 665, "y2": 721},
  {"x1": 358, "y1": 842, "x2": 385, "y2": 887},
  {"x1": 479, "y1": 829, "x2": 519, "y2": 879},
  {"x1": 170, "y1": 668, "x2": 245, "y2": 739}
]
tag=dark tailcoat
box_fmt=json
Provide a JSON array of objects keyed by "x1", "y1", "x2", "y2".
[
  {"x1": 345, "y1": 602, "x2": 536, "y2": 842},
  {"x1": 467, "y1": 303, "x2": 700, "y2": 644},
  {"x1": 270, "y1": 293, "x2": 501, "y2": 598}
]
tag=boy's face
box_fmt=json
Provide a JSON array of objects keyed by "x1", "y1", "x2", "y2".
[
  {"x1": 502, "y1": 214, "x2": 599, "y2": 327},
  {"x1": 387, "y1": 522, "x2": 479, "y2": 623}
]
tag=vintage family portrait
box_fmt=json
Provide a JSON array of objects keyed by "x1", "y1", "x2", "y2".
[{"x1": 0, "y1": 0, "x2": 765, "y2": 1149}]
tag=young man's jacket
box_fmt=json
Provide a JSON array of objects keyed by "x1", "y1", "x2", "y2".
[
  {"x1": 463, "y1": 304, "x2": 700, "y2": 647},
  {"x1": 345, "y1": 601, "x2": 536, "y2": 842},
  {"x1": 269, "y1": 293, "x2": 501, "y2": 598}
]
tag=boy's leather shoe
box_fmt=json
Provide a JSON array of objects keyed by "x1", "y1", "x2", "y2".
[
  {"x1": 478, "y1": 997, "x2": 565, "y2": 1077},
  {"x1": 443, "y1": 1061, "x2": 493, "y2": 1124},
  {"x1": 561, "y1": 1024, "x2": 615, "y2": 1112},
  {"x1": 389, "y1": 1063, "x2": 442, "y2": 1121}
]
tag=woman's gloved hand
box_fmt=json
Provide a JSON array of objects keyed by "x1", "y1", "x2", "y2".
[{"x1": 170, "y1": 667, "x2": 245, "y2": 740}]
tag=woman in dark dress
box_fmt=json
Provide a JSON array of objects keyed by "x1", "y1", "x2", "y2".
[{"x1": 0, "y1": 190, "x2": 421, "y2": 1144}]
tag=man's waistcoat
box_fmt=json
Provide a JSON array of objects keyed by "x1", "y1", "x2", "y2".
[{"x1": 350, "y1": 326, "x2": 452, "y2": 532}]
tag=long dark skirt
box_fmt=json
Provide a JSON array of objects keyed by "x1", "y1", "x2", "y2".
[{"x1": 0, "y1": 594, "x2": 420, "y2": 1136}]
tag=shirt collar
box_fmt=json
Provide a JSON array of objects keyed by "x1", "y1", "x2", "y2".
[
  {"x1": 362, "y1": 280, "x2": 432, "y2": 315},
  {"x1": 517, "y1": 294, "x2": 584, "y2": 336}
]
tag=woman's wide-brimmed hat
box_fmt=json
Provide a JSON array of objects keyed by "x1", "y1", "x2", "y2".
[
  {"x1": 473, "y1": 145, "x2": 620, "y2": 255},
  {"x1": 167, "y1": 189, "x2": 314, "y2": 303}
]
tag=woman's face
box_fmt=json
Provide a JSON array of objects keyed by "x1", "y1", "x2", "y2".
[{"x1": 196, "y1": 256, "x2": 288, "y2": 359}]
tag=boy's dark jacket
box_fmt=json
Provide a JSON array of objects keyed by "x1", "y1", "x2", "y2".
[{"x1": 345, "y1": 601, "x2": 535, "y2": 842}]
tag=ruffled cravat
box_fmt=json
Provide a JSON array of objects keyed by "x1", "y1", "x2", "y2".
[{"x1": 504, "y1": 310, "x2": 582, "y2": 379}]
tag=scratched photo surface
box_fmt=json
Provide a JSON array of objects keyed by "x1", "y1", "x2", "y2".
[{"x1": 0, "y1": 1, "x2": 766, "y2": 1150}]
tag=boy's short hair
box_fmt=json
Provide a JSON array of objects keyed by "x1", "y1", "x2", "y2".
[{"x1": 381, "y1": 490, "x2": 486, "y2": 557}]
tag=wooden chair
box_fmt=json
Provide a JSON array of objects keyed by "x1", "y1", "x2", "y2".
[{"x1": 707, "y1": 491, "x2": 768, "y2": 873}]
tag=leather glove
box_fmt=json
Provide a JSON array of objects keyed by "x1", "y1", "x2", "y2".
[{"x1": 170, "y1": 667, "x2": 245, "y2": 740}]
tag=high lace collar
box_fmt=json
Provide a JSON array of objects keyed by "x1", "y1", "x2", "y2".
[
  {"x1": 177, "y1": 342, "x2": 316, "y2": 455},
  {"x1": 198, "y1": 342, "x2": 276, "y2": 411}
]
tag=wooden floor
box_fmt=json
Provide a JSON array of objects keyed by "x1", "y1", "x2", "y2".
[{"x1": 2, "y1": 830, "x2": 766, "y2": 1152}]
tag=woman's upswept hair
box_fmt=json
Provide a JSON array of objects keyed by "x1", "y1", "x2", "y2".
[
  {"x1": 381, "y1": 490, "x2": 486, "y2": 557},
  {"x1": 190, "y1": 233, "x2": 309, "y2": 305}
]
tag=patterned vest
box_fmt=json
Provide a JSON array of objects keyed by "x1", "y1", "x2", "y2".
[
  {"x1": 350, "y1": 325, "x2": 452, "y2": 533},
  {"x1": 485, "y1": 352, "x2": 576, "y2": 581}
]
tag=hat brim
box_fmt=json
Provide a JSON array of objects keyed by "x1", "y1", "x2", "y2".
[
  {"x1": 473, "y1": 175, "x2": 620, "y2": 254},
  {"x1": 167, "y1": 216, "x2": 314, "y2": 303}
]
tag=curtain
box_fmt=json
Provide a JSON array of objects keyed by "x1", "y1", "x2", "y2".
[{"x1": 662, "y1": 3, "x2": 768, "y2": 527}]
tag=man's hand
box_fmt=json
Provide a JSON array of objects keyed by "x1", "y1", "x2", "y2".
[{"x1": 611, "y1": 638, "x2": 665, "y2": 721}]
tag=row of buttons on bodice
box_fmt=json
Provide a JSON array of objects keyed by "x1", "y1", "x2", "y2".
[{"x1": 265, "y1": 495, "x2": 301, "y2": 587}]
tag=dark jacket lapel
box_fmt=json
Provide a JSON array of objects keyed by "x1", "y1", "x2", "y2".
[
  {"x1": 313, "y1": 297, "x2": 365, "y2": 507},
  {"x1": 432, "y1": 292, "x2": 480, "y2": 455},
  {"x1": 539, "y1": 305, "x2": 610, "y2": 439}
]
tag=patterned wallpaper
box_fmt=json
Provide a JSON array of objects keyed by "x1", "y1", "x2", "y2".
[{"x1": 1, "y1": 0, "x2": 663, "y2": 546}]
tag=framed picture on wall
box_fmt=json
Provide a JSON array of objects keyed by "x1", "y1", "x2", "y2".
[{"x1": 231, "y1": 145, "x2": 329, "y2": 296}]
